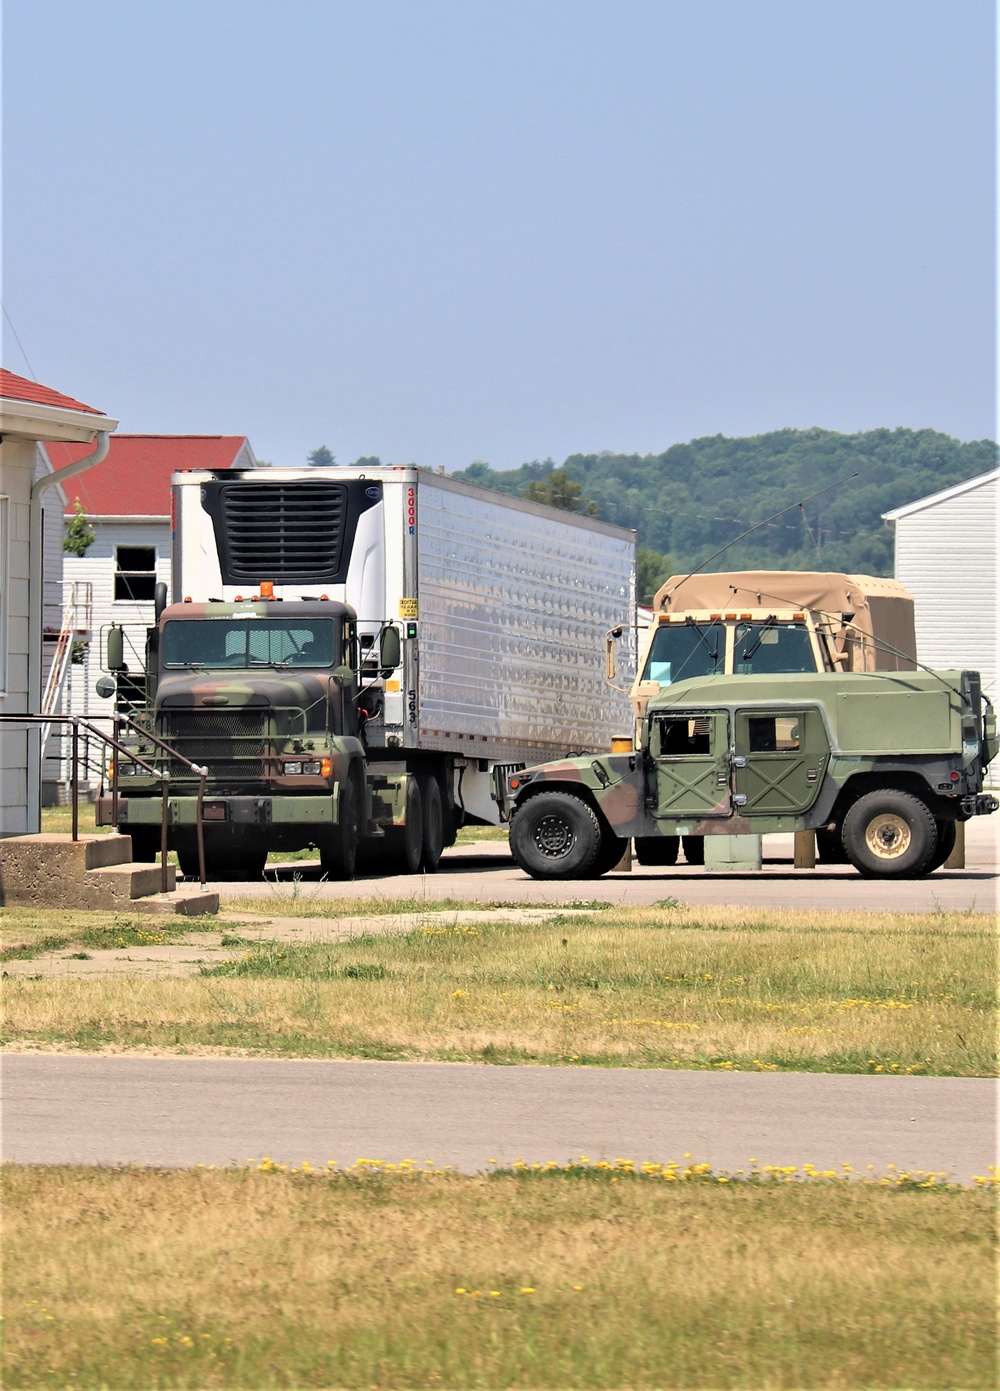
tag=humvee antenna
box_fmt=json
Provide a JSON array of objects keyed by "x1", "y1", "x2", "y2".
[{"x1": 665, "y1": 472, "x2": 860, "y2": 601}]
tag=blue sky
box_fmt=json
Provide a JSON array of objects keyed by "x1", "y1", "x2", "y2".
[{"x1": 2, "y1": 0, "x2": 995, "y2": 470}]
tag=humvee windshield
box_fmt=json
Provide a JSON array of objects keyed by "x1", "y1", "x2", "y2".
[
  {"x1": 162, "y1": 619, "x2": 338, "y2": 669},
  {"x1": 641, "y1": 622, "x2": 725, "y2": 685},
  {"x1": 734, "y1": 621, "x2": 814, "y2": 675}
]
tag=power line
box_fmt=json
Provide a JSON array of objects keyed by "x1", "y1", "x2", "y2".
[{"x1": 1, "y1": 302, "x2": 38, "y2": 380}]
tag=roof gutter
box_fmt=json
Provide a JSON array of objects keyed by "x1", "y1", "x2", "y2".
[{"x1": 26, "y1": 431, "x2": 111, "y2": 818}]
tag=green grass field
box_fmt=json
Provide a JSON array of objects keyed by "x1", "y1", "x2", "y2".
[
  {"x1": 2, "y1": 904, "x2": 994, "y2": 1074},
  {"x1": 2, "y1": 1162, "x2": 995, "y2": 1390}
]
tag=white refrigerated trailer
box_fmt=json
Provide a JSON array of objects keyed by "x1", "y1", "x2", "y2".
[{"x1": 171, "y1": 465, "x2": 636, "y2": 843}]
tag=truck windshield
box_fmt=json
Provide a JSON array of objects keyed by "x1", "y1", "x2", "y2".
[
  {"x1": 162, "y1": 619, "x2": 338, "y2": 669},
  {"x1": 734, "y1": 621, "x2": 814, "y2": 675},
  {"x1": 641, "y1": 622, "x2": 724, "y2": 685}
]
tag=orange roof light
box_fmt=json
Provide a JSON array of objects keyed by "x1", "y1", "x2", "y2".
[{"x1": 260, "y1": 580, "x2": 275, "y2": 599}]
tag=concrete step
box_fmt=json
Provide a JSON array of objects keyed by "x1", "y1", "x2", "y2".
[
  {"x1": 132, "y1": 891, "x2": 220, "y2": 916},
  {"x1": 0, "y1": 833, "x2": 195, "y2": 911},
  {"x1": 81, "y1": 861, "x2": 177, "y2": 907}
]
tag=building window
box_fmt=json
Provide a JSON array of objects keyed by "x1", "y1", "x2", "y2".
[
  {"x1": 114, "y1": 546, "x2": 157, "y2": 602},
  {"x1": 0, "y1": 495, "x2": 8, "y2": 692}
]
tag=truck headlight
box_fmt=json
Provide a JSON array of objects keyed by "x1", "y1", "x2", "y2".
[
  {"x1": 283, "y1": 760, "x2": 303, "y2": 775},
  {"x1": 301, "y1": 759, "x2": 323, "y2": 775},
  {"x1": 282, "y1": 758, "x2": 328, "y2": 776}
]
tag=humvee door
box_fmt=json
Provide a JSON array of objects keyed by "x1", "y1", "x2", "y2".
[
  {"x1": 732, "y1": 708, "x2": 829, "y2": 815},
  {"x1": 647, "y1": 710, "x2": 732, "y2": 820}
]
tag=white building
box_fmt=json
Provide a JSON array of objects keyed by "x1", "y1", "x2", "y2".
[
  {"x1": 44, "y1": 435, "x2": 255, "y2": 792},
  {"x1": 0, "y1": 369, "x2": 118, "y2": 835},
  {"x1": 883, "y1": 469, "x2": 998, "y2": 701}
]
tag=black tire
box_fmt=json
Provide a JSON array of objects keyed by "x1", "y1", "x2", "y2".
[
  {"x1": 588, "y1": 829, "x2": 630, "y2": 877},
  {"x1": 126, "y1": 827, "x2": 160, "y2": 863},
  {"x1": 384, "y1": 776, "x2": 424, "y2": 874},
  {"x1": 419, "y1": 775, "x2": 444, "y2": 873},
  {"x1": 509, "y1": 791, "x2": 602, "y2": 880},
  {"x1": 842, "y1": 789, "x2": 937, "y2": 878},
  {"x1": 176, "y1": 845, "x2": 202, "y2": 879},
  {"x1": 920, "y1": 819, "x2": 957, "y2": 876},
  {"x1": 816, "y1": 827, "x2": 849, "y2": 865},
  {"x1": 634, "y1": 835, "x2": 680, "y2": 867},
  {"x1": 681, "y1": 835, "x2": 704, "y2": 866},
  {"x1": 321, "y1": 774, "x2": 360, "y2": 880},
  {"x1": 200, "y1": 847, "x2": 268, "y2": 881}
]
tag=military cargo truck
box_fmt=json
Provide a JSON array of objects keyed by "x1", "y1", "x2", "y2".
[
  {"x1": 98, "y1": 467, "x2": 635, "y2": 878},
  {"x1": 505, "y1": 669, "x2": 997, "y2": 880},
  {"x1": 627, "y1": 570, "x2": 916, "y2": 715}
]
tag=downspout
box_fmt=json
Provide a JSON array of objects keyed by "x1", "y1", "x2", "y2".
[{"x1": 27, "y1": 431, "x2": 110, "y2": 828}]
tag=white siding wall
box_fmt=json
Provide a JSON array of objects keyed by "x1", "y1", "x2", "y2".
[
  {"x1": 63, "y1": 518, "x2": 171, "y2": 787},
  {"x1": 893, "y1": 475, "x2": 998, "y2": 700},
  {"x1": 0, "y1": 439, "x2": 34, "y2": 834}
]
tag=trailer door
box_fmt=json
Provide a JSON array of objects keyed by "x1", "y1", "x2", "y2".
[{"x1": 647, "y1": 711, "x2": 732, "y2": 820}]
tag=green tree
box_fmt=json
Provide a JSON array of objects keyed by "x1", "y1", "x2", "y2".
[
  {"x1": 63, "y1": 500, "x2": 95, "y2": 557},
  {"x1": 307, "y1": 445, "x2": 335, "y2": 467},
  {"x1": 637, "y1": 546, "x2": 675, "y2": 605},
  {"x1": 524, "y1": 468, "x2": 598, "y2": 516}
]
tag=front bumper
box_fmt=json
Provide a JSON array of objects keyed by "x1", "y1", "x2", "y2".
[{"x1": 99, "y1": 792, "x2": 339, "y2": 828}]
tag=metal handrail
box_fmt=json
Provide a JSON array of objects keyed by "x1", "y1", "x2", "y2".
[{"x1": 0, "y1": 712, "x2": 207, "y2": 890}]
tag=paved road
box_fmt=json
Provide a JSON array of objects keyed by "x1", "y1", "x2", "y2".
[
  {"x1": 216, "y1": 820, "x2": 998, "y2": 913},
  {"x1": 3, "y1": 1055, "x2": 995, "y2": 1181}
]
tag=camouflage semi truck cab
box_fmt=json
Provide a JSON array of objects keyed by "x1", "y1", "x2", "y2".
[
  {"x1": 505, "y1": 670, "x2": 998, "y2": 880},
  {"x1": 97, "y1": 599, "x2": 408, "y2": 880}
]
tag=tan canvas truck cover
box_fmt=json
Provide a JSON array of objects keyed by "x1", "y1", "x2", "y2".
[{"x1": 652, "y1": 571, "x2": 916, "y2": 672}]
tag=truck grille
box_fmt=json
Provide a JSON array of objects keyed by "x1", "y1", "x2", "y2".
[
  {"x1": 157, "y1": 709, "x2": 267, "y2": 784},
  {"x1": 218, "y1": 480, "x2": 347, "y2": 581}
]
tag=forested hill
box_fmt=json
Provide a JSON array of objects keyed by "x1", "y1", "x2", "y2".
[{"x1": 451, "y1": 429, "x2": 997, "y2": 584}]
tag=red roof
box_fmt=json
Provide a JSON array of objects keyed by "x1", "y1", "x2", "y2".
[
  {"x1": 47, "y1": 435, "x2": 251, "y2": 516},
  {"x1": 0, "y1": 367, "x2": 102, "y2": 415}
]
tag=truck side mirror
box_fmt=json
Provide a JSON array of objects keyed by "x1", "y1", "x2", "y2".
[
  {"x1": 154, "y1": 581, "x2": 168, "y2": 621},
  {"x1": 605, "y1": 627, "x2": 622, "y2": 682},
  {"x1": 379, "y1": 625, "x2": 401, "y2": 672},
  {"x1": 331, "y1": 665, "x2": 356, "y2": 689},
  {"x1": 107, "y1": 625, "x2": 126, "y2": 672},
  {"x1": 95, "y1": 675, "x2": 116, "y2": 699}
]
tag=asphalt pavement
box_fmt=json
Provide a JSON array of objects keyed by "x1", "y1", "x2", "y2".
[
  {"x1": 217, "y1": 820, "x2": 998, "y2": 913},
  {"x1": 2, "y1": 1054, "x2": 995, "y2": 1181}
]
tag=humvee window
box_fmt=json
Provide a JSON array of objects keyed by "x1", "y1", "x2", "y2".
[
  {"x1": 747, "y1": 715, "x2": 801, "y2": 753},
  {"x1": 163, "y1": 619, "x2": 337, "y2": 669},
  {"x1": 735, "y1": 622, "x2": 814, "y2": 675},
  {"x1": 641, "y1": 622, "x2": 724, "y2": 685},
  {"x1": 655, "y1": 716, "x2": 713, "y2": 756}
]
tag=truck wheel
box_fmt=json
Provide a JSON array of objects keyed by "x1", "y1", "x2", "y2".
[
  {"x1": 842, "y1": 790, "x2": 937, "y2": 878},
  {"x1": 321, "y1": 776, "x2": 360, "y2": 880},
  {"x1": 419, "y1": 775, "x2": 444, "y2": 873},
  {"x1": 919, "y1": 819, "x2": 957, "y2": 876},
  {"x1": 509, "y1": 792, "x2": 602, "y2": 879},
  {"x1": 634, "y1": 836, "x2": 680, "y2": 866},
  {"x1": 681, "y1": 835, "x2": 704, "y2": 866},
  {"x1": 384, "y1": 777, "x2": 424, "y2": 874},
  {"x1": 816, "y1": 827, "x2": 849, "y2": 864},
  {"x1": 188, "y1": 845, "x2": 266, "y2": 881}
]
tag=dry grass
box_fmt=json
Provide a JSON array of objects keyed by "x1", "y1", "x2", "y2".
[
  {"x1": 3, "y1": 905, "x2": 994, "y2": 1073},
  {"x1": 2, "y1": 1163, "x2": 995, "y2": 1390}
]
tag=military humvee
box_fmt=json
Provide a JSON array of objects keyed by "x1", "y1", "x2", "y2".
[{"x1": 505, "y1": 670, "x2": 998, "y2": 879}]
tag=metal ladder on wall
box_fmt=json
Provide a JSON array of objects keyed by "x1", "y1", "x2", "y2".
[{"x1": 39, "y1": 580, "x2": 93, "y2": 756}]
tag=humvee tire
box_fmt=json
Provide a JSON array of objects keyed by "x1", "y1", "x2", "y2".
[
  {"x1": 510, "y1": 791, "x2": 602, "y2": 879},
  {"x1": 634, "y1": 835, "x2": 680, "y2": 866},
  {"x1": 816, "y1": 827, "x2": 849, "y2": 864},
  {"x1": 842, "y1": 789, "x2": 937, "y2": 878},
  {"x1": 920, "y1": 819, "x2": 957, "y2": 876}
]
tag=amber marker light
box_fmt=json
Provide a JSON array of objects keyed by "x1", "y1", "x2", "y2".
[
  {"x1": 321, "y1": 757, "x2": 333, "y2": 777},
  {"x1": 260, "y1": 580, "x2": 275, "y2": 598}
]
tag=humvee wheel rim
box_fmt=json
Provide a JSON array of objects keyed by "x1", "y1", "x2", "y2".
[
  {"x1": 865, "y1": 813, "x2": 911, "y2": 860},
  {"x1": 534, "y1": 813, "x2": 575, "y2": 858}
]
